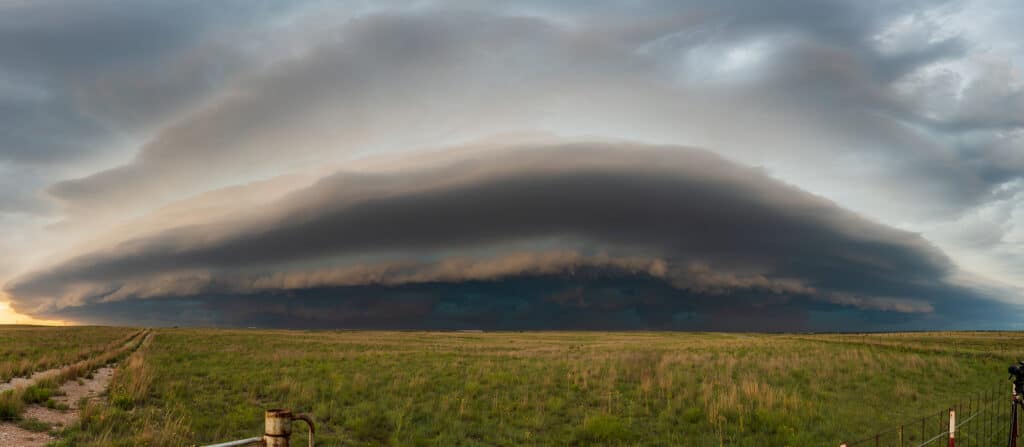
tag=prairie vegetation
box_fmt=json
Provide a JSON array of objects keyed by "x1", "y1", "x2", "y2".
[
  {"x1": 0, "y1": 330, "x2": 147, "y2": 423},
  {"x1": 0, "y1": 326, "x2": 138, "y2": 382},
  {"x1": 52, "y1": 330, "x2": 1024, "y2": 446}
]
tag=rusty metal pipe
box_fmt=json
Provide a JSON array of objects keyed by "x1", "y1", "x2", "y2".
[
  {"x1": 263, "y1": 409, "x2": 315, "y2": 447},
  {"x1": 264, "y1": 409, "x2": 292, "y2": 447},
  {"x1": 292, "y1": 413, "x2": 315, "y2": 447},
  {"x1": 202, "y1": 408, "x2": 314, "y2": 447}
]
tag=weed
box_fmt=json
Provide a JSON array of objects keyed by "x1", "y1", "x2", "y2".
[
  {"x1": 346, "y1": 408, "x2": 394, "y2": 444},
  {"x1": 20, "y1": 384, "x2": 53, "y2": 405},
  {"x1": 111, "y1": 393, "x2": 134, "y2": 410},
  {"x1": 575, "y1": 414, "x2": 634, "y2": 444},
  {"x1": 45, "y1": 399, "x2": 70, "y2": 410},
  {"x1": 17, "y1": 418, "x2": 51, "y2": 432}
]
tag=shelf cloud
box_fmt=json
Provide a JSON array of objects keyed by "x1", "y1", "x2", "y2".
[
  {"x1": 3, "y1": 0, "x2": 1024, "y2": 328},
  {"x1": 6, "y1": 143, "x2": 1002, "y2": 328}
]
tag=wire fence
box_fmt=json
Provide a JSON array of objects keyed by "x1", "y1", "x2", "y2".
[{"x1": 843, "y1": 383, "x2": 1014, "y2": 447}]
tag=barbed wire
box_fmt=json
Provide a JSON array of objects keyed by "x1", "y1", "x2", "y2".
[{"x1": 843, "y1": 383, "x2": 1013, "y2": 447}]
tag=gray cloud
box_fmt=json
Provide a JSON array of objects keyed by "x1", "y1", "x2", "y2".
[
  {"x1": 43, "y1": 1, "x2": 1014, "y2": 220},
  {"x1": 46, "y1": 11, "x2": 594, "y2": 212},
  {"x1": 0, "y1": 164, "x2": 56, "y2": 215},
  {"x1": 4, "y1": 0, "x2": 1024, "y2": 326},
  {"x1": 0, "y1": 0, "x2": 306, "y2": 165},
  {"x1": 7, "y1": 142, "x2": 970, "y2": 324}
]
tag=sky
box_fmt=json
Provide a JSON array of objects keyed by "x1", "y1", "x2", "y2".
[{"x1": 2, "y1": 0, "x2": 1024, "y2": 330}]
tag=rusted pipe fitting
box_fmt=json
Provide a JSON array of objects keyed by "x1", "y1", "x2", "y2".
[
  {"x1": 263, "y1": 409, "x2": 315, "y2": 447},
  {"x1": 264, "y1": 409, "x2": 292, "y2": 447}
]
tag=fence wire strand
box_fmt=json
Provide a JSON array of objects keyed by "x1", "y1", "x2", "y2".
[{"x1": 844, "y1": 383, "x2": 1014, "y2": 447}]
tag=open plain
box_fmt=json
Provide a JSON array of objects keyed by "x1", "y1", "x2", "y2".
[{"x1": 0, "y1": 328, "x2": 1017, "y2": 446}]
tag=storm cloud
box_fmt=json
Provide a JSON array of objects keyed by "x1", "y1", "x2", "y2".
[
  {"x1": 3, "y1": 1, "x2": 1024, "y2": 327},
  {"x1": 6, "y1": 142, "x2": 1000, "y2": 328},
  {"x1": 38, "y1": 2, "x2": 1019, "y2": 220}
]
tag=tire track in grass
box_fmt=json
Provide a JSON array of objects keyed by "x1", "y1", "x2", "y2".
[
  {"x1": 0, "y1": 330, "x2": 144, "y2": 393},
  {"x1": 0, "y1": 331, "x2": 151, "y2": 447}
]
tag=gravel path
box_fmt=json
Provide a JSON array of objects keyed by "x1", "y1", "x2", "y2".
[
  {"x1": 0, "y1": 368, "x2": 63, "y2": 394},
  {"x1": 0, "y1": 365, "x2": 118, "y2": 447},
  {"x1": 0, "y1": 425, "x2": 54, "y2": 447}
]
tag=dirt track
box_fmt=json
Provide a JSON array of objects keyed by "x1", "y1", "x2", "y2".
[{"x1": 0, "y1": 332, "x2": 149, "y2": 447}]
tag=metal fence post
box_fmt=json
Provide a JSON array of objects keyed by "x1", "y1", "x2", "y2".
[
  {"x1": 1014, "y1": 383, "x2": 1020, "y2": 447},
  {"x1": 948, "y1": 408, "x2": 955, "y2": 447}
]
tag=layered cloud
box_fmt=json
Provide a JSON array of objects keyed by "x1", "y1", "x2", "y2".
[
  {"x1": 3, "y1": 1, "x2": 1024, "y2": 327},
  {"x1": 32, "y1": 1, "x2": 1023, "y2": 222},
  {"x1": 6, "y1": 143, "x2": 998, "y2": 328}
]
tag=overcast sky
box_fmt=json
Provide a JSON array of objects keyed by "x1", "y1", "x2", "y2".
[{"x1": 2, "y1": 0, "x2": 1024, "y2": 329}]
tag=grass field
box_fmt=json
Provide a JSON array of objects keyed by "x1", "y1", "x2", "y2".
[
  {"x1": 0, "y1": 330, "x2": 148, "y2": 423},
  {"x1": 43, "y1": 329, "x2": 1023, "y2": 446},
  {"x1": 0, "y1": 326, "x2": 138, "y2": 383}
]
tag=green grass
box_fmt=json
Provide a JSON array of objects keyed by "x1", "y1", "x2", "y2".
[
  {"x1": 21, "y1": 382, "x2": 57, "y2": 404},
  {"x1": 49, "y1": 329, "x2": 1024, "y2": 446},
  {"x1": 575, "y1": 414, "x2": 634, "y2": 444},
  {"x1": 18, "y1": 418, "x2": 52, "y2": 432},
  {"x1": 0, "y1": 330, "x2": 148, "y2": 424},
  {"x1": 0, "y1": 326, "x2": 139, "y2": 382},
  {"x1": 0, "y1": 388, "x2": 23, "y2": 420}
]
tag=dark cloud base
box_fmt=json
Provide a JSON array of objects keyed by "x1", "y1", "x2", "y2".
[
  {"x1": 44, "y1": 269, "x2": 1022, "y2": 331},
  {"x1": 9, "y1": 143, "x2": 1013, "y2": 329},
  {"x1": 7, "y1": 144, "x2": 957, "y2": 310}
]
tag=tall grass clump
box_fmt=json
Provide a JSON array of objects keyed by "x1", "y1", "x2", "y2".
[
  {"x1": 0, "y1": 389, "x2": 23, "y2": 420},
  {"x1": 20, "y1": 381, "x2": 56, "y2": 405}
]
